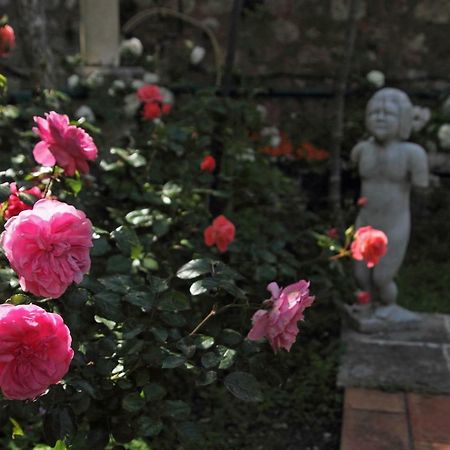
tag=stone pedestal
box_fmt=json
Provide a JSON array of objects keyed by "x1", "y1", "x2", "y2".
[
  {"x1": 337, "y1": 304, "x2": 450, "y2": 393},
  {"x1": 80, "y1": 0, "x2": 120, "y2": 67}
]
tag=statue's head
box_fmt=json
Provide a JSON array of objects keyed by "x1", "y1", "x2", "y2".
[{"x1": 366, "y1": 88, "x2": 413, "y2": 142}]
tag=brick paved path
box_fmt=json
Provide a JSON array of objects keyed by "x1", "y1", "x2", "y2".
[{"x1": 340, "y1": 388, "x2": 450, "y2": 450}]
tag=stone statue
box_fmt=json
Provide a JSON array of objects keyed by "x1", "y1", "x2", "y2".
[{"x1": 351, "y1": 88, "x2": 429, "y2": 323}]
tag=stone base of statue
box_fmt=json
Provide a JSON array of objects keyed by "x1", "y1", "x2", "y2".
[
  {"x1": 336, "y1": 300, "x2": 450, "y2": 393},
  {"x1": 338, "y1": 301, "x2": 421, "y2": 333}
]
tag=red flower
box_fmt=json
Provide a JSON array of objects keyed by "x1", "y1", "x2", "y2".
[
  {"x1": 351, "y1": 226, "x2": 388, "y2": 268},
  {"x1": 1, "y1": 183, "x2": 43, "y2": 220},
  {"x1": 296, "y1": 142, "x2": 330, "y2": 161},
  {"x1": 0, "y1": 24, "x2": 15, "y2": 57},
  {"x1": 204, "y1": 215, "x2": 235, "y2": 253},
  {"x1": 259, "y1": 132, "x2": 293, "y2": 157},
  {"x1": 356, "y1": 290, "x2": 371, "y2": 304},
  {"x1": 326, "y1": 227, "x2": 338, "y2": 239},
  {"x1": 142, "y1": 102, "x2": 163, "y2": 120},
  {"x1": 357, "y1": 196, "x2": 368, "y2": 207},
  {"x1": 200, "y1": 155, "x2": 216, "y2": 173},
  {"x1": 137, "y1": 85, "x2": 163, "y2": 103}
]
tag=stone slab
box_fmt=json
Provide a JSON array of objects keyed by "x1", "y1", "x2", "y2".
[{"x1": 338, "y1": 329, "x2": 450, "y2": 393}]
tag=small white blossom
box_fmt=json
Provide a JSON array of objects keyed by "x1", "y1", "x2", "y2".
[
  {"x1": 85, "y1": 70, "x2": 104, "y2": 88},
  {"x1": 366, "y1": 70, "x2": 385, "y2": 88},
  {"x1": 438, "y1": 124, "x2": 450, "y2": 150},
  {"x1": 67, "y1": 74, "x2": 80, "y2": 89},
  {"x1": 143, "y1": 72, "x2": 160, "y2": 84},
  {"x1": 74, "y1": 105, "x2": 95, "y2": 123},
  {"x1": 131, "y1": 79, "x2": 145, "y2": 90},
  {"x1": 256, "y1": 104, "x2": 267, "y2": 120},
  {"x1": 120, "y1": 37, "x2": 144, "y2": 58},
  {"x1": 124, "y1": 94, "x2": 140, "y2": 118},
  {"x1": 190, "y1": 46, "x2": 206, "y2": 65},
  {"x1": 261, "y1": 126, "x2": 281, "y2": 148}
]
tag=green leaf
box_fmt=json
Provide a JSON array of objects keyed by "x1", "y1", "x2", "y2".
[
  {"x1": 111, "y1": 147, "x2": 147, "y2": 167},
  {"x1": 196, "y1": 370, "x2": 217, "y2": 386},
  {"x1": 18, "y1": 192, "x2": 39, "y2": 206},
  {"x1": 65, "y1": 176, "x2": 82, "y2": 195},
  {"x1": 122, "y1": 393, "x2": 146, "y2": 412},
  {"x1": 224, "y1": 371, "x2": 263, "y2": 402},
  {"x1": 98, "y1": 275, "x2": 133, "y2": 294},
  {"x1": 0, "y1": 182, "x2": 10, "y2": 202},
  {"x1": 163, "y1": 400, "x2": 191, "y2": 420},
  {"x1": 162, "y1": 354, "x2": 186, "y2": 369},
  {"x1": 177, "y1": 259, "x2": 212, "y2": 279},
  {"x1": 123, "y1": 291, "x2": 154, "y2": 312},
  {"x1": 91, "y1": 237, "x2": 111, "y2": 257},
  {"x1": 217, "y1": 347, "x2": 237, "y2": 370},
  {"x1": 143, "y1": 383, "x2": 166, "y2": 401},
  {"x1": 147, "y1": 275, "x2": 169, "y2": 294},
  {"x1": 189, "y1": 278, "x2": 219, "y2": 296},
  {"x1": 137, "y1": 417, "x2": 163, "y2": 437},
  {"x1": 111, "y1": 226, "x2": 142, "y2": 256},
  {"x1": 126, "y1": 208, "x2": 154, "y2": 227},
  {"x1": 220, "y1": 329, "x2": 242, "y2": 346},
  {"x1": 201, "y1": 352, "x2": 220, "y2": 369},
  {"x1": 176, "y1": 421, "x2": 204, "y2": 443},
  {"x1": 93, "y1": 291, "x2": 122, "y2": 321},
  {"x1": 10, "y1": 417, "x2": 24, "y2": 438},
  {"x1": 194, "y1": 335, "x2": 214, "y2": 350},
  {"x1": 157, "y1": 291, "x2": 190, "y2": 311}
]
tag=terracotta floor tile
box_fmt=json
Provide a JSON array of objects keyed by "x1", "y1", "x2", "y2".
[
  {"x1": 414, "y1": 443, "x2": 450, "y2": 450},
  {"x1": 346, "y1": 387, "x2": 405, "y2": 413},
  {"x1": 408, "y1": 393, "x2": 450, "y2": 445},
  {"x1": 340, "y1": 408, "x2": 409, "y2": 450}
]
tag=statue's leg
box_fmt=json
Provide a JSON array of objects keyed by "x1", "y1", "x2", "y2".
[
  {"x1": 354, "y1": 260, "x2": 372, "y2": 292},
  {"x1": 372, "y1": 224, "x2": 409, "y2": 305}
]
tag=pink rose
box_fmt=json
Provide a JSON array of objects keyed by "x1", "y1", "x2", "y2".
[
  {"x1": 0, "y1": 199, "x2": 93, "y2": 298},
  {"x1": 0, "y1": 303, "x2": 74, "y2": 400},
  {"x1": 32, "y1": 111, "x2": 98, "y2": 176},
  {"x1": 351, "y1": 226, "x2": 388, "y2": 268},
  {"x1": 1, "y1": 182, "x2": 43, "y2": 220},
  {"x1": 357, "y1": 196, "x2": 368, "y2": 207},
  {"x1": 247, "y1": 280, "x2": 315, "y2": 352}
]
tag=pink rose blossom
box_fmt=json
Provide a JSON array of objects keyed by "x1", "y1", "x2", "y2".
[
  {"x1": 0, "y1": 199, "x2": 93, "y2": 298},
  {"x1": 0, "y1": 303, "x2": 74, "y2": 400},
  {"x1": 351, "y1": 226, "x2": 388, "y2": 268},
  {"x1": 32, "y1": 111, "x2": 98, "y2": 176},
  {"x1": 247, "y1": 280, "x2": 315, "y2": 352}
]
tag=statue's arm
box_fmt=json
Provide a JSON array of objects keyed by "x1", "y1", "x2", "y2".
[
  {"x1": 350, "y1": 142, "x2": 364, "y2": 165},
  {"x1": 408, "y1": 144, "x2": 429, "y2": 188}
]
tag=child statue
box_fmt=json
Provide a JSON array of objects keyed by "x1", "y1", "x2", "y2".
[{"x1": 351, "y1": 88, "x2": 429, "y2": 321}]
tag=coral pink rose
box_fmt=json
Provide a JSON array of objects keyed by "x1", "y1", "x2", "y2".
[
  {"x1": 204, "y1": 215, "x2": 235, "y2": 253},
  {"x1": 351, "y1": 226, "x2": 388, "y2": 268},
  {"x1": 142, "y1": 102, "x2": 163, "y2": 120},
  {"x1": 137, "y1": 84, "x2": 163, "y2": 103},
  {"x1": 0, "y1": 303, "x2": 74, "y2": 400},
  {"x1": 0, "y1": 24, "x2": 15, "y2": 57},
  {"x1": 0, "y1": 199, "x2": 93, "y2": 298},
  {"x1": 1, "y1": 182, "x2": 43, "y2": 220},
  {"x1": 247, "y1": 280, "x2": 315, "y2": 352},
  {"x1": 200, "y1": 155, "x2": 216, "y2": 173},
  {"x1": 357, "y1": 196, "x2": 368, "y2": 207},
  {"x1": 32, "y1": 111, "x2": 98, "y2": 176}
]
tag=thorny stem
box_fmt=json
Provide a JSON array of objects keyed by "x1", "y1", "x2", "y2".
[{"x1": 43, "y1": 166, "x2": 57, "y2": 198}]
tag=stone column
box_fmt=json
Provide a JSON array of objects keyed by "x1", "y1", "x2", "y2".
[{"x1": 80, "y1": 0, "x2": 120, "y2": 67}]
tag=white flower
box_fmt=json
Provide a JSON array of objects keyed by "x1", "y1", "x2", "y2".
[
  {"x1": 366, "y1": 70, "x2": 385, "y2": 88},
  {"x1": 256, "y1": 104, "x2": 267, "y2": 120},
  {"x1": 143, "y1": 72, "x2": 160, "y2": 84},
  {"x1": 261, "y1": 126, "x2": 281, "y2": 147},
  {"x1": 438, "y1": 124, "x2": 450, "y2": 150},
  {"x1": 131, "y1": 79, "x2": 145, "y2": 90},
  {"x1": 124, "y1": 94, "x2": 141, "y2": 118},
  {"x1": 237, "y1": 147, "x2": 256, "y2": 162},
  {"x1": 85, "y1": 70, "x2": 104, "y2": 88},
  {"x1": 112, "y1": 79, "x2": 126, "y2": 91},
  {"x1": 120, "y1": 37, "x2": 143, "y2": 58},
  {"x1": 67, "y1": 74, "x2": 80, "y2": 89},
  {"x1": 190, "y1": 46, "x2": 206, "y2": 65},
  {"x1": 75, "y1": 105, "x2": 95, "y2": 123}
]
